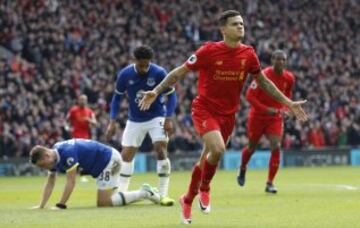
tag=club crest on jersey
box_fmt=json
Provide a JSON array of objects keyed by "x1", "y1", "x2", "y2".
[
  {"x1": 215, "y1": 60, "x2": 223, "y2": 65},
  {"x1": 129, "y1": 80, "x2": 134, "y2": 85},
  {"x1": 187, "y1": 54, "x2": 197, "y2": 64},
  {"x1": 147, "y1": 78, "x2": 155, "y2": 87},
  {"x1": 67, "y1": 157, "x2": 75, "y2": 166}
]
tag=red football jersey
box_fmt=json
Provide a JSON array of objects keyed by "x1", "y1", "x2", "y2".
[
  {"x1": 68, "y1": 106, "x2": 94, "y2": 139},
  {"x1": 185, "y1": 41, "x2": 261, "y2": 115},
  {"x1": 247, "y1": 66, "x2": 295, "y2": 117}
]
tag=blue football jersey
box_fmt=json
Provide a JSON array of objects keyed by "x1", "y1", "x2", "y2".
[
  {"x1": 51, "y1": 139, "x2": 112, "y2": 178},
  {"x1": 115, "y1": 63, "x2": 171, "y2": 122}
]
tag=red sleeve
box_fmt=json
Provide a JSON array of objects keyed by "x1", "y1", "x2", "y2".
[
  {"x1": 246, "y1": 81, "x2": 269, "y2": 113},
  {"x1": 283, "y1": 72, "x2": 295, "y2": 112},
  {"x1": 185, "y1": 43, "x2": 210, "y2": 71},
  {"x1": 286, "y1": 73, "x2": 295, "y2": 99},
  {"x1": 247, "y1": 48, "x2": 261, "y2": 77},
  {"x1": 68, "y1": 108, "x2": 75, "y2": 120},
  {"x1": 87, "y1": 108, "x2": 94, "y2": 116}
]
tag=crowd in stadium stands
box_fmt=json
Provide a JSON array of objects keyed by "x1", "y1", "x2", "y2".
[{"x1": 0, "y1": 0, "x2": 359, "y2": 158}]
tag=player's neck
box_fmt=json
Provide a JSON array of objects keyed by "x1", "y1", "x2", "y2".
[
  {"x1": 223, "y1": 37, "x2": 241, "y2": 48},
  {"x1": 273, "y1": 67, "x2": 283, "y2": 75}
]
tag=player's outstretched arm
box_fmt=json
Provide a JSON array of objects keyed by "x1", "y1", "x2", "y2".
[
  {"x1": 34, "y1": 172, "x2": 56, "y2": 209},
  {"x1": 255, "y1": 73, "x2": 308, "y2": 122},
  {"x1": 55, "y1": 168, "x2": 77, "y2": 209},
  {"x1": 139, "y1": 64, "x2": 190, "y2": 111}
]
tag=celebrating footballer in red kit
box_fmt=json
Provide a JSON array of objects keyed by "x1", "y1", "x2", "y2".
[
  {"x1": 238, "y1": 50, "x2": 295, "y2": 194},
  {"x1": 139, "y1": 10, "x2": 308, "y2": 225}
]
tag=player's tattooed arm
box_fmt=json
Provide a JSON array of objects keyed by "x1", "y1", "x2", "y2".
[
  {"x1": 256, "y1": 73, "x2": 292, "y2": 106},
  {"x1": 154, "y1": 64, "x2": 190, "y2": 95}
]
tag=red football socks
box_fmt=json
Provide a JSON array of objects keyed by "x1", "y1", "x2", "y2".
[
  {"x1": 240, "y1": 146, "x2": 254, "y2": 170},
  {"x1": 199, "y1": 159, "x2": 218, "y2": 192},
  {"x1": 268, "y1": 149, "x2": 280, "y2": 183},
  {"x1": 184, "y1": 164, "x2": 202, "y2": 204}
]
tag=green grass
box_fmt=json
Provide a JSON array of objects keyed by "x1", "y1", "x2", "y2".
[{"x1": 0, "y1": 166, "x2": 359, "y2": 227}]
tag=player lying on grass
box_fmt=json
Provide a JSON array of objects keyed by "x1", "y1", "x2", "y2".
[{"x1": 29, "y1": 139, "x2": 160, "y2": 209}]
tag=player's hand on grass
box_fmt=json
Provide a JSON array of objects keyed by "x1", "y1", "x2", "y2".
[
  {"x1": 288, "y1": 100, "x2": 308, "y2": 122},
  {"x1": 139, "y1": 90, "x2": 158, "y2": 111},
  {"x1": 105, "y1": 121, "x2": 117, "y2": 142}
]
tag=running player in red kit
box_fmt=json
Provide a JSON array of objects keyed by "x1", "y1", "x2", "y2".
[
  {"x1": 139, "y1": 10, "x2": 308, "y2": 224},
  {"x1": 237, "y1": 50, "x2": 294, "y2": 194},
  {"x1": 66, "y1": 94, "x2": 97, "y2": 139}
]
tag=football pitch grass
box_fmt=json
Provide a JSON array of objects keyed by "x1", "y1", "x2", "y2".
[{"x1": 0, "y1": 166, "x2": 359, "y2": 227}]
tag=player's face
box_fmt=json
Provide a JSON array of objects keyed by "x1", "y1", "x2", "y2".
[
  {"x1": 135, "y1": 59, "x2": 151, "y2": 75},
  {"x1": 272, "y1": 53, "x2": 287, "y2": 71},
  {"x1": 36, "y1": 150, "x2": 56, "y2": 170},
  {"x1": 222, "y1": 16, "x2": 245, "y2": 41},
  {"x1": 78, "y1": 95, "x2": 87, "y2": 107}
]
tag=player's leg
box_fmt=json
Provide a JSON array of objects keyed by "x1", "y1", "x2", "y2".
[
  {"x1": 96, "y1": 149, "x2": 161, "y2": 206},
  {"x1": 183, "y1": 143, "x2": 210, "y2": 204},
  {"x1": 180, "y1": 143, "x2": 210, "y2": 224},
  {"x1": 118, "y1": 146, "x2": 137, "y2": 192},
  {"x1": 238, "y1": 116, "x2": 264, "y2": 186},
  {"x1": 198, "y1": 114, "x2": 234, "y2": 214},
  {"x1": 149, "y1": 117, "x2": 174, "y2": 206},
  {"x1": 264, "y1": 119, "x2": 283, "y2": 194},
  {"x1": 119, "y1": 120, "x2": 147, "y2": 191},
  {"x1": 153, "y1": 141, "x2": 174, "y2": 206},
  {"x1": 98, "y1": 184, "x2": 161, "y2": 207},
  {"x1": 196, "y1": 130, "x2": 226, "y2": 214}
]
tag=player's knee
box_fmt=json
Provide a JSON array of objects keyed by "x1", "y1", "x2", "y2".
[
  {"x1": 97, "y1": 199, "x2": 111, "y2": 207},
  {"x1": 154, "y1": 142, "x2": 167, "y2": 160},
  {"x1": 211, "y1": 144, "x2": 226, "y2": 157},
  {"x1": 121, "y1": 150, "x2": 135, "y2": 162},
  {"x1": 270, "y1": 141, "x2": 281, "y2": 151}
]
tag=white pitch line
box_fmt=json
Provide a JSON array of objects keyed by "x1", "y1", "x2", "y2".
[
  {"x1": 334, "y1": 185, "x2": 358, "y2": 190},
  {"x1": 286, "y1": 183, "x2": 359, "y2": 191}
]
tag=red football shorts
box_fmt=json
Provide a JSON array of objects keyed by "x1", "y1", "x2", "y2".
[
  {"x1": 192, "y1": 102, "x2": 235, "y2": 143},
  {"x1": 247, "y1": 115, "x2": 283, "y2": 142}
]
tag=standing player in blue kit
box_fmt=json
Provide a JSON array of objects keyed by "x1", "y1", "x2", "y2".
[{"x1": 106, "y1": 45, "x2": 177, "y2": 206}]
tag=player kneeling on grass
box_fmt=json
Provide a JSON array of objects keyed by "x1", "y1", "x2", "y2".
[{"x1": 29, "y1": 139, "x2": 160, "y2": 209}]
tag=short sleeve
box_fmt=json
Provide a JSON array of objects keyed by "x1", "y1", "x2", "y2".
[
  {"x1": 115, "y1": 70, "x2": 127, "y2": 94},
  {"x1": 247, "y1": 48, "x2": 261, "y2": 76},
  {"x1": 185, "y1": 43, "x2": 210, "y2": 71},
  {"x1": 157, "y1": 68, "x2": 168, "y2": 81}
]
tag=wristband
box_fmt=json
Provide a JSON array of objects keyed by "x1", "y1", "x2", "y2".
[{"x1": 55, "y1": 203, "x2": 67, "y2": 209}]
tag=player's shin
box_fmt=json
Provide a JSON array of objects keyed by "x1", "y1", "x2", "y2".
[
  {"x1": 268, "y1": 149, "x2": 280, "y2": 183},
  {"x1": 184, "y1": 164, "x2": 202, "y2": 204},
  {"x1": 199, "y1": 159, "x2": 218, "y2": 192},
  {"x1": 111, "y1": 190, "x2": 146, "y2": 206},
  {"x1": 118, "y1": 161, "x2": 134, "y2": 192},
  {"x1": 240, "y1": 146, "x2": 255, "y2": 170},
  {"x1": 157, "y1": 158, "x2": 171, "y2": 197}
]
